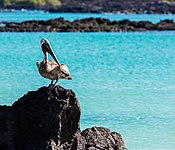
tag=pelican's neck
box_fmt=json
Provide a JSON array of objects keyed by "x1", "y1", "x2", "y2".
[{"x1": 43, "y1": 52, "x2": 48, "y2": 64}]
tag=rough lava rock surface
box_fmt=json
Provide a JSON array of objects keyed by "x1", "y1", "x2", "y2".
[
  {"x1": 1, "y1": 18, "x2": 175, "y2": 32},
  {"x1": 0, "y1": 86, "x2": 126, "y2": 150}
]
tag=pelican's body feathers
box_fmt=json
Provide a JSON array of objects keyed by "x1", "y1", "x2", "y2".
[{"x1": 36, "y1": 38, "x2": 72, "y2": 89}]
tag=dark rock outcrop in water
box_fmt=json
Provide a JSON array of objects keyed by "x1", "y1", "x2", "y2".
[
  {"x1": 0, "y1": 18, "x2": 175, "y2": 32},
  {"x1": 0, "y1": 86, "x2": 126, "y2": 150}
]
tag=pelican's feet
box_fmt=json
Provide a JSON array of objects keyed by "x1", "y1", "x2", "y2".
[
  {"x1": 48, "y1": 80, "x2": 58, "y2": 90},
  {"x1": 48, "y1": 84, "x2": 54, "y2": 90}
]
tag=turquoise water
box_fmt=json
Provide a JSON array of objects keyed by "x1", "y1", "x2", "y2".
[
  {"x1": 0, "y1": 32, "x2": 175, "y2": 149},
  {"x1": 1, "y1": 11, "x2": 175, "y2": 23}
]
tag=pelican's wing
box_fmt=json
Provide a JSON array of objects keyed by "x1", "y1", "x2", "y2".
[{"x1": 48, "y1": 60, "x2": 59, "y2": 70}]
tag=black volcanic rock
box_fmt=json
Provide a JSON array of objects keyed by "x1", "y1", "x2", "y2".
[
  {"x1": 1, "y1": 0, "x2": 175, "y2": 14},
  {"x1": 81, "y1": 127, "x2": 126, "y2": 150},
  {"x1": 44, "y1": 0, "x2": 175, "y2": 14},
  {"x1": 0, "y1": 18, "x2": 175, "y2": 32},
  {"x1": 12, "y1": 86, "x2": 80, "y2": 149},
  {"x1": 0, "y1": 86, "x2": 126, "y2": 150}
]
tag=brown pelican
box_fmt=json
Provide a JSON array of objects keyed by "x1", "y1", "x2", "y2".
[{"x1": 36, "y1": 38, "x2": 72, "y2": 89}]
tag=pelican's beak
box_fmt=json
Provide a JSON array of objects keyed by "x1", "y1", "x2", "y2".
[
  {"x1": 40, "y1": 38, "x2": 60, "y2": 65},
  {"x1": 65, "y1": 76, "x2": 72, "y2": 80}
]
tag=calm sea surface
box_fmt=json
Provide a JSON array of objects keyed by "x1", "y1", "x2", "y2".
[
  {"x1": 1, "y1": 11, "x2": 175, "y2": 23},
  {"x1": 0, "y1": 12, "x2": 175, "y2": 149}
]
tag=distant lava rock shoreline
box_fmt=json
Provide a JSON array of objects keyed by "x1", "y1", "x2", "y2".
[
  {"x1": 1, "y1": 18, "x2": 175, "y2": 32},
  {"x1": 2, "y1": 0, "x2": 175, "y2": 14},
  {"x1": 0, "y1": 86, "x2": 127, "y2": 150}
]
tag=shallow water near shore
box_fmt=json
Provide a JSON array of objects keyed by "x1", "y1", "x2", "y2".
[{"x1": 0, "y1": 32, "x2": 175, "y2": 149}]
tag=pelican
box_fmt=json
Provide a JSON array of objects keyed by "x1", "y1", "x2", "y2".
[{"x1": 36, "y1": 38, "x2": 72, "y2": 89}]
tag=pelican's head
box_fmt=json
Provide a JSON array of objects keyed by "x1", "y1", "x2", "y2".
[
  {"x1": 60, "y1": 64, "x2": 72, "y2": 80},
  {"x1": 40, "y1": 38, "x2": 50, "y2": 55},
  {"x1": 40, "y1": 38, "x2": 60, "y2": 65},
  {"x1": 40, "y1": 38, "x2": 49, "y2": 46}
]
